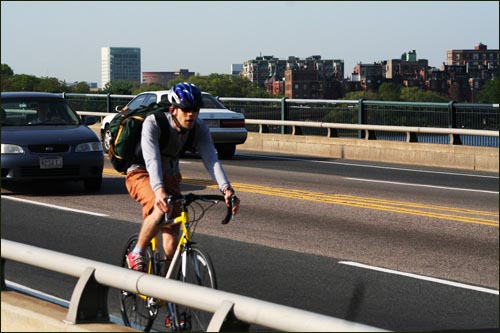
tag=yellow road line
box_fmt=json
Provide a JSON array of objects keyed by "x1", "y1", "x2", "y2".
[
  {"x1": 103, "y1": 169, "x2": 499, "y2": 227},
  {"x1": 185, "y1": 179, "x2": 499, "y2": 227}
]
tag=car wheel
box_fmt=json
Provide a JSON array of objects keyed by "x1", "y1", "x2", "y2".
[
  {"x1": 84, "y1": 176, "x2": 102, "y2": 192},
  {"x1": 216, "y1": 144, "x2": 236, "y2": 160},
  {"x1": 102, "y1": 124, "x2": 112, "y2": 154}
]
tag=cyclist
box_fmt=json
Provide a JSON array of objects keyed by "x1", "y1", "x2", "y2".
[{"x1": 125, "y1": 82, "x2": 239, "y2": 272}]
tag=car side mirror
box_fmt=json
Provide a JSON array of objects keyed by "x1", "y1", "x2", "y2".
[
  {"x1": 115, "y1": 105, "x2": 129, "y2": 112},
  {"x1": 82, "y1": 116, "x2": 97, "y2": 126}
]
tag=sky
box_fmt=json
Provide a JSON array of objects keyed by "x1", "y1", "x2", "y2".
[{"x1": 1, "y1": 1, "x2": 499, "y2": 87}]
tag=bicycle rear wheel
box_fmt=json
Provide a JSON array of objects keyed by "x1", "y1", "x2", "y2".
[
  {"x1": 173, "y1": 243, "x2": 217, "y2": 332},
  {"x1": 119, "y1": 234, "x2": 157, "y2": 331}
]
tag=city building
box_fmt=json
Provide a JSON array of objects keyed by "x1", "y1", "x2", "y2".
[
  {"x1": 446, "y1": 43, "x2": 499, "y2": 80},
  {"x1": 351, "y1": 62, "x2": 385, "y2": 92},
  {"x1": 241, "y1": 55, "x2": 344, "y2": 89},
  {"x1": 284, "y1": 69, "x2": 341, "y2": 99},
  {"x1": 231, "y1": 64, "x2": 243, "y2": 75},
  {"x1": 384, "y1": 50, "x2": 429, "y2": 88},
  {"x1": 142, "y1": 69, "x2": 194, "y2": 87},
  {"x1": 101, "y1": 47, "x2": 141, "y2": 88}
]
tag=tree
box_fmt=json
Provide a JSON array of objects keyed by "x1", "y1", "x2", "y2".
[
  {"x1": 1, "y1": 63, "x2": 14, "y2": 76},
  {"x1": 72, "y1": 82, "x2": 91, "y2": 93},
  {"x1": 167, "y1": 74, "x2": 270, "y2": 98},
  {"x1": 343, "y1": 90, "x2": 379, "y2": 100},
  {"x1": 133, "y1": 82, "x2": 164, "y2": 94},
  {"x1": 35, "y1": 77, "x2": 66, "y2": 92},
  {"x1": 102, "y1": 80, "x2": 138, "y2": 95},
  {"x1": 3, "y1": 74, "x2": 41, "y2": 91},
  {"x1": 400, "y1": 87, "x2": 448, "y2": 103},
  {"x1": 378, "y1": 82, "x2": 400, "y2": 101},
  {"x1": 477, "y1": 78, "x2": 499, "y2": 104}
]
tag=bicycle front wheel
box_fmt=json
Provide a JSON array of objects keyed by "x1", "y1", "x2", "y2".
[
  {"x1": 173, "y1": 244, "x2": 217, "y2": 332},
  {"x1": 119, "y1": 234, "x2": 157, "y2": 332}
]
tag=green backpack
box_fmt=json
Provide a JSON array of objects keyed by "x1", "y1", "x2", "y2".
[{"x1": 107, "y1": 102, "x2": 195, "y2": 174}]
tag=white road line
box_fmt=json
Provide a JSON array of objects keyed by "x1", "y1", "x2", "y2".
[
  {"x1": 1, "y1": 196, "x2": 108, "y2": 217},
  {"x1": 345, "y1": 177, "x2": 499, "y2": 194},
  {"x1": 339, "y1": 261, "x2": 499, "y2": 295},
  {"x1": 240, "y1": 153, "x2": 498, "y2": 179}
]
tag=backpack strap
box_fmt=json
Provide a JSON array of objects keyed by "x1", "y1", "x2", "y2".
[
  {"x1": 184, "y1": 123, "x2": 196, "y2": 151},
  {"x1": 131, "y1": 111, "x2": 170, "y2": 165},
  {"x1": 153, "y1": 111, "x2": 170, "y2": 150}
]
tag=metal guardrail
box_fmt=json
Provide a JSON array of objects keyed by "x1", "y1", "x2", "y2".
[
  {"x1": 1, "y1": 239, "x2": 388, "y2": 332},
  {"x1": 65, "y1": 93, "x2": 498, "y2": 146},
  {"x1": 244, "y1": 119, "x2": 499, "y2": 144},
  {"x1": 78, "y1": 111, "x2": 499, "y2": 145}
]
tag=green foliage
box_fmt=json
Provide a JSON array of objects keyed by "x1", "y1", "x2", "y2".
[
  {"x1": 477, "y1": 78, "x2": 499, "y2": 104},
  {"x1": 400, "y1": 87, "x2": 448, "y2": 102},
  {"x1": 35, "y1": 76, "x2": 67, "y2": 93},
  {"x1": 73, "y1": 81, "x2": 91, "y2": 93},
  {"x1": 343, "y1": 90, "x2": 379, "y2": 100},
  {"x1": 132, "y1": 82, "x2": 165, "y2": 94},
  {"x1": 344, "y1": 85, "x2": 449, "y2": 103},
  {"x1": 378, "y1": 83, "x2": 401, "y2": 101},
  {"x1": 168, "y1": 74, "x2": 270, "y2": 98},
  {"x1": 1, "y1": 64, "x2": 14, "y2": 76},
  {"x1": 2, "y1": 74, "x2": 41, "y2": 91},
  {"x1": 102, "y1": 80, "x2": 138, "y2": 95}
]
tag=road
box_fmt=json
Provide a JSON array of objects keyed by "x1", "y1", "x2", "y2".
[{"x1": 1, "y1": 151, "x2": 498, "y2": 331}]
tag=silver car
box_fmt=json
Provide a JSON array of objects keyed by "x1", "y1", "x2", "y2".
[{"x1": 100, "y1": 91, "x2": 247, "y2": 159}]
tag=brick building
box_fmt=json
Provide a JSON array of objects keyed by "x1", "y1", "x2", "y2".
[{"x1": 142, "y1": 69, "x2": 194, "y2": 87}]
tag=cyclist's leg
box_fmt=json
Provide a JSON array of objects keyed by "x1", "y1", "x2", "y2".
[
  {"x1": 174, "y1": 244, "x2": 217, "y2": 331},
  {"x1": 161, "y1": 225, "x2": 180, "y2": 273},
  {"x1": 161, "y1": 172, "x2": 182, "y2": 261},
  {"x1": 119, "y1": 235, "x2": 157, "y2": 332},
  {"x1": 125, "y1": 169, "x2": 164, "y2": 254}
]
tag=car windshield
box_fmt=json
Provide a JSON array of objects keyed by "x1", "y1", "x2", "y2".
[
  {"x1": 202, "y1": 94, "x2": 227, "y2": 109},
  {"x1": 1, "y1": 98, "x2": 81, "y2": 126}
]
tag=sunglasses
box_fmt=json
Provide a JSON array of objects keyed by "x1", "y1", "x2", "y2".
[{"x1": 180, "y1": 107, "x2": 200, "y2": 113}]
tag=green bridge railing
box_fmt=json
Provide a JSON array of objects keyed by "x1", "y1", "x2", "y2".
[{"x1": 61, "y1": 93, "x2": 499, "y2": 147}]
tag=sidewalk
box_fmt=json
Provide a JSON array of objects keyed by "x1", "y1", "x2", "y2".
[{"x1": 1, "y1": 290, "x2": 138, "y2": 332}]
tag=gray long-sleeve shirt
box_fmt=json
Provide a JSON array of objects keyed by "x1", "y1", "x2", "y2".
[{"x1": 128, "y1": 112, "x2": 231, "y2": 193}]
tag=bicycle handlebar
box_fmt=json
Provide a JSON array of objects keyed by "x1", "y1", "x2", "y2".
[{"x1": 166, "y1": 193, "x2": 237, "y2": 224}]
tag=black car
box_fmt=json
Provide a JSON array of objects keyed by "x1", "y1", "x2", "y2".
[{"x1": 1, "y1": 92, "x2": 104, "y2": 191}]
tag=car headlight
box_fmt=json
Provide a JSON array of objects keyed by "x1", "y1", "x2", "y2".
[
  {"x1": 1, "y1": 144, "x2": 25, "y2": 154},
  {"x1": 75, "y1": 142, "x2": 103, "y2": 152}
]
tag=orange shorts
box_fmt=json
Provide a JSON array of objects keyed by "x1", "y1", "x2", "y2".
[{"x1": 125, "y1": 169, "x2": 182, "y2": 219}]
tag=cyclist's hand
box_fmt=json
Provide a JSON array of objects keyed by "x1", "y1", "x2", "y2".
[
  {"x1": 224, "y1": 188, "x2": 239, "y2": 215},
  {"x1": 154, "y1": 188, "x2": 169, "y2": 214}
]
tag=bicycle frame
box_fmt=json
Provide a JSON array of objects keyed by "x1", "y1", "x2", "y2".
[
  {"x1": 120, "y1": 193, "x2": 234, "y2": 331},
  {"x1": 165, "y1": 211, "x2": 191, "y2": 280}
]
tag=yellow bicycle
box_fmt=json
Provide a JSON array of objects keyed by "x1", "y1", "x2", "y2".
[{"x1": 119, "y1": 193, "x2": 236, "y2": 332}]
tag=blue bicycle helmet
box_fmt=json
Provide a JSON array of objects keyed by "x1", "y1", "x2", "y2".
[{"x1": 167, "y1": 82, "x2": 203, "y2": 109}]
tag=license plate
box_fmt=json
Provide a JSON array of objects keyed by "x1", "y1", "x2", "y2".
[
  {"x1": 203, "y1": 119, "x2": 219, "y2": 128},
  {"x1": 40, "y1": 157, "x2": 63, "y2": 169}
]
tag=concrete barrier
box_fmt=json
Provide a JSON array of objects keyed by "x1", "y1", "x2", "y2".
[
  {"x1": 238, "y1": 132, "x2": 499, "y2": 172},
  {"x1": 1, "y1": 290, "x2": 138, "y2": 332}
]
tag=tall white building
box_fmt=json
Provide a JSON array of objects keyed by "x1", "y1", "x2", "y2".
[{"x1": 101, "y1": 47, "x2": 141, "y2": 88}]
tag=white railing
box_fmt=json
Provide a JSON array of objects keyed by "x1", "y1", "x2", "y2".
[
  {"x1": 1, "y1": 239, "x2": 388, "y2": 332},
  {"x1": 244, "y1": 119, "x2": 499, "y2": 143}
]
